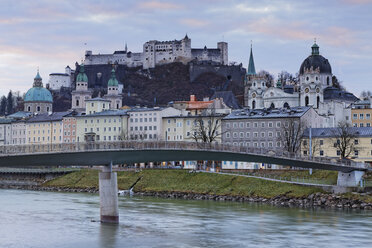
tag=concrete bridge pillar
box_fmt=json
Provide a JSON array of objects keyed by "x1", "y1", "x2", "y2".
[
  {"x1": 337, "y1": 170, "x2": 365, "y2": 187},
  {"x1": 99, "y1": 162, "x2": 119, "y2": 223}
]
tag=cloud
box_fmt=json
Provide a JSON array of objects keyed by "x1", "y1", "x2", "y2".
[
  {"x1": 342, "y1": 0, "x2": 372, "y2": 4},
  {"x1": 136, "y1": 1, "x2": 183, "y2": 10},
  {"x1": 179, "y1": 18, "x2": 209, "y2": 28}
]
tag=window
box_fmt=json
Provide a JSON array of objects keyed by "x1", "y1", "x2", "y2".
[
  {"x1": 233, "y1": 132, "x2": 238, "y2": 138},
  {"x1": 320, "y1": 140, "x2": 324, "y2": 145},
  {"x1": 320, "y1": 150, "x2": 324, "y2": 156},
  {"x1": 354, "y1": 139, "x2": 359, "y2": 145},
  {"x1": 354, "y1": 150, "x2": 359, "y2": 156},
  {"x1": 261, "y1": 122, "x2": 265, "y2": 128},
  {"x1": 268, "y1": 132, "x2": 273, "y2": 137},
  {"x1": 240, "y1": 132, "x2": 244, "y2": 138},
  {"x1": 239, "y1": 122, "x2": 244, "y2": 128},
  {"x1": 367, "y1": 123, "x2": 371, "y2": 127},
  {"x1": 337, "y1": 150, "x2": 341, "y2": 156},
  {"x1": 246, "y1": 122, "x2": 250, "y2": 128},
  {"x1": 360, "y1": 114, "x2": 364, "y2": 120},
  {"x1": 226, "y1": 132, "x2": 230, "y2": 138},
  {"x1": 276, "y1": 122, "x2": 281, "y2": 128},
  {"x1": 261, "y1": 132, "x2": 265, "y2": 138},
  {"x1": 254, "y1": 122, "x2": 258, "y2": 128},
  {"x1": 353, "y1": 123, "x2": 358, "y2": 127},
  {"x1": 304, "y1": 150, "x2": 308, "y2": 155},
  {"x1": 360, "y1": 123, "x2": 364, "y2": 127},
  {"x1": 303, "y1": 140, "x2": 308, "y2": 146},
  {"x1": 268, "y1": 122, "x2": 273, "y2": 128},
  {"x1": 276, "y1": 142, "x2": 281, "y2": 147},
  {"x1": 233, "y1": 123, "x2": 238, "y2": 128},
  {"x1": 226, "y1": 123, "x2": 230, "y2": 128},
  {"x1": 246, "y1": 132, "x2": 250, "y2": 138},
  {"x1": 254, "y1": 132, "x2": 258, "y2": 138},
  {"x1": 367, "y1": 114, "x2": 371, "y2": 120}
]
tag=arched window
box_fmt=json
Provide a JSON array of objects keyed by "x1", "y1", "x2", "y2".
[
  {"x1": 27, "y1": 106, "x2": 31, "y2": 112},
  {"x1": 76, "y1": 100, "x2": 79, "y2": 106},
  {"x1": 327, "y1": 76, "x2": 330, "y2": 86},
  {"x1": 37, "y1": 106, "x2": 40, "y2": 112},
  {"x1": 270, "y1": 103, "x2": 275, "y2": 109},
  {"x1": 283, "y1": 102, "x2": 289, "y2": 108},
  {"x1": 305, "y1": 96, "x2": 309, "y2": 106},
  {"x1": 116, "y1": 104, "x2": 119, "y2": 109},
  {"x1": 252, "y1": 100, "x2": 256, "y2": 109},
  {"x1": 317, "y1": 96, "x2": 320, "y2": 108},
  {"x1": 47, "y1": 107, "x2": 50, "y2": 112}
]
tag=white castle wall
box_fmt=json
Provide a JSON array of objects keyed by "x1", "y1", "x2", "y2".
[{"x1": 85, "y1": 36, "x2": 227, "y2": 69}]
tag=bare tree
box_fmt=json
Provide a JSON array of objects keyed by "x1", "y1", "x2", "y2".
[
  {"x1": 277, "y1": 118, "x2": 305, "y2": 154},
  {"x1": 360, "y1": 90, "x2": 372, "y2": 100},
  {"x1": 257, "y1": 70, "x2": 274, "y2": 88},
  {"x1": 302, "y1": 138, "x2": 321, "y2": 158},
  {"x1": 331, "y1": 121, "x2": 357, "y2": 159},
  {"x1": 191, "y1": 111, "x2": 223, "y2": 144}
]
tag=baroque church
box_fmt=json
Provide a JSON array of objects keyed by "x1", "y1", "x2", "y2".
[{"x1": 244, "y1": 42, "x2": 358, "y2": 127}]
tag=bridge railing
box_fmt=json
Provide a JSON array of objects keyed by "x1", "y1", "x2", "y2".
[{"x1": 0, "y1": 141, "x2": 367, "y2": 169}]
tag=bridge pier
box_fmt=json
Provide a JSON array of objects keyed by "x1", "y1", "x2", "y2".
[
  {"x1": 99, "y1": 162, "x2": 119, "y2": 223},
  {"x1": 337, "y1": 171, "x2": 365, "y2": 187}
]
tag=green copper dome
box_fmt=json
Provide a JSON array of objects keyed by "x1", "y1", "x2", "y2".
[
  {"x1": 107, "y1": 68, "x2": 119, "y2": 87},
  {"x1": 24, "y1": 87, "x2": 53, "y2": 103},
  {"x1": 76, "y1": 63, "x2": 88, "y2": 82},
  {"x1": 24, "y1": 71, "x2": 53, "y2": 103}
]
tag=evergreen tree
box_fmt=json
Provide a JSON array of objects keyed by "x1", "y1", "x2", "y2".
[
  {"x1": 6, "y1": 91, "x2": 13, "y2": 115},
  {"x1": 0, "y1": 96, "x2": 6, "y2": 116}
]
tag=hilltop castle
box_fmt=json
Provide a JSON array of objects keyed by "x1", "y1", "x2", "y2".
[{"x1": 84, "y1": 35, "x2": 228, "y2": 69}]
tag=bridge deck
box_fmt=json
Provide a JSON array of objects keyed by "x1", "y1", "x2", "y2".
[{"x1": 0, "y1": 141, "x2": 368, "y2": 173}]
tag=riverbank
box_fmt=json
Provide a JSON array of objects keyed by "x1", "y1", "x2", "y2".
[{"x1": 2, "y1": 169, "x2": 372, "y2": 210}]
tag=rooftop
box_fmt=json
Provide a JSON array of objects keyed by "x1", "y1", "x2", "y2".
[
  {"x1": 223, "y1": 106, "x2": 311, "y2": 120},
  {"x1": 27, "y1": 111, "x2": 72, "y2": 123},
  {"x1": 303, "y1": 127, "x2": 372, "y2": 138}
]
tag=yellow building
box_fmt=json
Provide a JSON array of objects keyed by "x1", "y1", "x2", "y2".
[
  {"x1": 162, "y1": 114, "x2": 225, "y2": 143},
  {"x1": 26, "y1": 112, "x2": 71, "y2": 144},
  {"x1": 75, "y1": 110, "x2": 129, "y2": 142},
  {"x1": 302, "y1": 127, "x2": 372, "y2": 164},
  {"x1": 351, "y1": 108, "x2": 372, "y2": 127}
]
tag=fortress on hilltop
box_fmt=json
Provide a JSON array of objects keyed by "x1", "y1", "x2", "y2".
[{"x1": 84, "y1": 35, "x2": 228, "y2": 69}]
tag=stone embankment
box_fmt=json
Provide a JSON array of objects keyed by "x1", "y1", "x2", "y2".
[{"x1": 3, "y1": 184, "x2": 370, "y2": 210}]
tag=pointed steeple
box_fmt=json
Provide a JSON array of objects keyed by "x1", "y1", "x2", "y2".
[
  {"x1": 247, "y1": 42, "x2": 256, "y2": 75},
  {"x1": 125, "y1": 42, "x2": 128, "y2": 53}
]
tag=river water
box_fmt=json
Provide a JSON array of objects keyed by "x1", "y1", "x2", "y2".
[{"x1": 0, "y1": 189, "x2": 371, "y2": 248}]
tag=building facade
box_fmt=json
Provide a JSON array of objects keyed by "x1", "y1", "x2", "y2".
[
  {"x1": 127, "y1": 107, "x2": 181, "y2": 140},
  {"x1": 302, "y1": 127, "x2": 372, "y2": 164},
  {"x1": 48, "y1": 66, "x2": 73, "y2": 91},
  {"x1": 351, "y1": 108, "x2": 372, "y2": 127},
  {"x1": 71, "y1": 63, "x2": 93, "y2": 111}
]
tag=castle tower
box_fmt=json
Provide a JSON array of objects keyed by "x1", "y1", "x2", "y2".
[
  {"x1": 103, "y1": 68, "x2": 122, "y2": 109},
  {"x1": 244, "y1": 43, "x2": 266, "y2": 109},
  {"x1": 299, "y1": 42, "x2": 332, "y2": 108},
  {"x1": 71, "y1": 63, "x2": 92, "y2": 111},
  {"x1": 217, "y1": 42, "x2": 228, "y2": 65},
  {"x1": 24, "y1": 70, "x2": 53, "y2": 114}
]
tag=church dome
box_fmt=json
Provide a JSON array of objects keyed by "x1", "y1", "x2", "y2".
[
  {"x1": 299, "y1": 43, "x2": 332, "y2": 75},
  {"x1": 24, "y1": 87, "x2": 53, "y2": 103},
  {"x1": 24, "y1": 71, "x2": 53, "y2": 103},
  {"x1": 76, "y1": 63, "x2": 88, "y2": 82},
  {"x1": 107, "y1": 68, "x2": 119, "y2": 86}
]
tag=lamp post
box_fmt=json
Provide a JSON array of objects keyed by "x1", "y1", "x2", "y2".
[{"x1": 309, "y1": 126, "x2": 312, "y2": 175}]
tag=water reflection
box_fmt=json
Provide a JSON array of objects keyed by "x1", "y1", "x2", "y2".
[{"x1": 0, "y1": 189, "x2": 371, "y2": 248}]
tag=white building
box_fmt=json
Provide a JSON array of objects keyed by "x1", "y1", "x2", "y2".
[
  {"x1": 0, "y1": 118, "x2": 12, "y2": 145},
  {"x1": 244, "y1": 42, "x2": 357, "y2": 127},
  {"x1": 127, "y1": 107, "x2": 181, "y2": 140},
  {"x1": 48, "y1": 66, "x2": 73, "y2": 90}
]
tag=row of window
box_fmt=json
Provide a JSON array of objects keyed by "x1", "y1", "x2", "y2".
[
  {"x1": 353, "y1": 123, "x2": 371, "y2": 127},
  {"x1": 130, "y1": 117, "x2": 157, "y2": 123},
  {"x1": 225, "y1": 121, "x2": 283, "y2": 129},
  {"x1": 353, "y1": 113, "x2": 371, "y2": 120},
  {"x1": 130, "y1": 126, "x2": 157, "y2": 131},
  {"x1": 84, "y1": 127, "x2": 121, "y2": 132},
  {"x1": 84, "y1": 118, "x2": 120, "y2": 124},
  {"x1": 29, "y1": 136, "x2": 62, "y2": 142},
  {"x1": 304, "y1": 150, "x2": 361, "y2": 157},
  {"x1": 225, "y1": 131, "x2": 279, "y2": 139}
]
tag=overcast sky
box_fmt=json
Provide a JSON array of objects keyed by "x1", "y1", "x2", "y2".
[{"x1": 1, "y1": 0, "x2": 371, "y2": 97}]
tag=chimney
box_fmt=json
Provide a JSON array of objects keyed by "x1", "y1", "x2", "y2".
[{"x1": 190, "y1": 95, "x2": 196, "y2": 102}]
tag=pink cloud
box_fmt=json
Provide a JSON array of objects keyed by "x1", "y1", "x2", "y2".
[{"x1": 137, "y1": 1, "x2": 183, "y2": 10}]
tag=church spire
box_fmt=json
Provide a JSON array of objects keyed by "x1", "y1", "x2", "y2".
[
  {"x1": 247, "y1": 41, "x2": 256, "y2": 75},
  {"x1": 125, "y1": 42, "x2": 128, "y2": 53}
]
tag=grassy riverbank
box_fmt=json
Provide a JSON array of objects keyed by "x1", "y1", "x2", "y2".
[{"x1": 44, "y1": 169, "x2": 325, "y2": 198}]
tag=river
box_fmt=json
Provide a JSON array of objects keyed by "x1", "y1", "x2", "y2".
[{"x1": 0, "y1": 189, "x2": 371, "y2": 248}]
